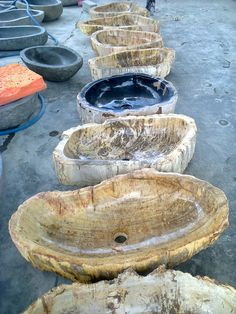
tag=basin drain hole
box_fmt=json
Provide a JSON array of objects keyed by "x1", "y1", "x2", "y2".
[{"x1": 114, "y1": 233, "x2": 128, "y2": 244}]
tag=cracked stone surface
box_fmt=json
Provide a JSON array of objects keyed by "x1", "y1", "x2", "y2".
[{"x1": 0, "y1": 0, "x2": 236, "y2": 313}]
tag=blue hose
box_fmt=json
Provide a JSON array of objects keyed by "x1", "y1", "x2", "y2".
[{"x1": 0, "y1": 94, "x2": 46, "y2": 136}]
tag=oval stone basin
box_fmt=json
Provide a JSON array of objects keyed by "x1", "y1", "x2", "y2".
[
  {"x1": 77, "y1": 73, "x2": 178, "y2": 123},
  {"x1": 0, "y1": 26, "x2": 48, "y2": 51},
  {"x1": 90, "y1": 2, "x2": 149, "y2": 19},
  {"x1": 77, "y1": 14, "x2": 160, "y2": 36},
  {"x1": 91, "y1": 29, "x2": 163, "y2": 56},
  {"x1": 53, "y1": 114, "x2": 197, "y2": 186},
  {"x1": 89, "y1": 47, "x2": 175, "y2": 80},
  {"x1": 23, "y1": 268, "x2": 236, "y2": 313},
  {"x1": 20, "y1": 45, "x2": 83, "y2": 82},
  {"x1": 9, "y1": 169, "x2": 229, "y2": 282},
  {"x1": 0, "y1": 9, "x2": 44, "y2": 26},
  {"x1": 16, "y1": 0, "x2": 63, "y2": 22}
]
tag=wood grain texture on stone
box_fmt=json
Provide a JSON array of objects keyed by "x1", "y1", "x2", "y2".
[
  {"x1": 23, "y1": 268, "x2": 236, "y2": 313},
  {"x1": 89, "y1": 2, "x2": 149, "y2": 19},
  {"x1": 89, "y1": 47, "x2": 175, "y2": 80},
  {"x1": 9, "y1": 169, "x2": 228, "y2": 282},
  {"x1": 91, "y1": 29, "x2": 163, "y2": 56},
  {"x1": 77, "y1": 14, "x2": 160, "y2": 36},
  {"x1": 77, "y1": 73, "x2": 178, "y2": 123},
  {"x1": 53, "y1": 114, "x2": 196, "y2": 186}
]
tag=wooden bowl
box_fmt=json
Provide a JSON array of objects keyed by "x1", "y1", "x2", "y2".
[
  {"x1": 91, "y1": 29, "x2": 163, "y2": 56},
  {"x1": 23, "y1": 268, "x2": 236, "y2": 313},
  {"x1": 77, "y1": 14, "x2": 160, "y2": 36},
  {"x1": 9, "y1": 169, "x2": 228, "y2": 282},
  {"x1": 89, "y1": 47, "x2": 175, "y2": 80},
  {"x1": 53, "y1": 114, "x2": 197, "y2": 186},
  {"x1": 89, "y1": 2, "x2": 149, "y2": 19},
  {"x1": 77, "y1": 73, "x2": 178, "y2": 124}
]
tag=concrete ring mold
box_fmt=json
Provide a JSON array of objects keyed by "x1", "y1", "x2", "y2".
[
  {"x1": 91, "y1": 29, "x2": 163, "y2": 56},
  {"x1": 20, "y1": 45, "x2": 83, "y2": 82},
  {"x1": 0, "y1": 93, "x2": 39, "y2": 130},
  {"x1": 53, "y1": 114, "x2": 197, "y2": 186},
  {"x1": 16, "y1": 0, "x2": 63, "y2": 22},
  {"x1": 77, "y1": 73, "x2": 178, "y2": 124},
  {"x1": 9, "y1": 168, "x2": 228, "y2": 282},
  {"x1": 89, "y1": 47, "x2": 175, "y2": 80},
  {"x1": 0, "y1": 25, "x2": 48, "y2": 51},
  {"x1": 77, "y1": 14, "x2": 160, "y2": 36},
  {"x1": 23, "y1": 268, "x2": 236, "y2": 314},
  {"x1": 0, "y1": 9, "x2": 44, "y2": 26},
  {"x1": 90, "y1": 2, "x2": 149, "y2": 19}
]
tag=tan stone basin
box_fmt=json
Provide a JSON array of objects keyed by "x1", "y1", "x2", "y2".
[
  {"x1": 9, "y1": 169, "x2": 228, "y2": 282},
  {"x1": 89, "y1": 47, "x2": 175, "y2": 80},
  {"x1": 91, "y1": 29, "x2": 163, "y2": 56},
  {"x1": 77, "y1": 14, "x2": 160, "y2": 36},
  {"x1": 89, "y1": 2, "x2": 149, "y2": 19},
  {"x1": 53, "y1": 114, "x2": 196, "y2": 186},
  {"x1": 23, "y1": 268, "x2": 236, "y2": 314}
]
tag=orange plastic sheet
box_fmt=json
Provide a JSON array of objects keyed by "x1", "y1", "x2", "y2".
[{"x1": 0, "y1": 64, "x2": 47, "y2": 106}]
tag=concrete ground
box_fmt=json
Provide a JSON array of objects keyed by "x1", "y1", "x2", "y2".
[{"x1": 0, "y1": 0, "x2": 235, "y2": 312}]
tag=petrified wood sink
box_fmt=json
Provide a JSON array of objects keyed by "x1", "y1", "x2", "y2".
[
  {"x1": 53, "y1": 114, "x2": 196, "y2": 186},
  {"x1": 91, "y1": 29, "x2": 163, "y2": 56},
  {"x1": 9, "y1": 169, "x2": 229, "y2": 282},
  {"x1": 23, "y1": 268, "x2": 236, "y2": 313},
  {"x1": 16, "y1": 0, "x2": 63, "y2": 22},
  {"x1": 90, "y1": 2, "x2": 149, "y2": 19},
  {"x1": 77, "y1": 73, "x2": 178, "y2": 124},
  {"x1": 20, "y1": 45, "x2": 83, "y2": 82},
  {"x1": 0, "y1": 26, "x2": 48, "y2": 50},
  {"x1": 77, "y1": 14, "x2": 160, "y2": 36},
  {"x1": 0, "y1": 9, "x2": 44, "y2": 26},
  {"x1": 89, "y1": 47, "x2": 175, "y2": 80}
]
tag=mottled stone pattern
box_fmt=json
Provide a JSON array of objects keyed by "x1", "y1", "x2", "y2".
[
  {"x1": 24, "y1": 268, "x2": 236, "y2": 314},
  {"x1": 53, "y1": 115, "x2": 196, "y2": 186},
  {"x1": 89, "y1": 2, "x2": 149, "y2": 19},
  {"x1": 9, "y1": 169, "x2": 228, "y2": 283},
  {"x1": 89, "y1": 47, "x2": 175, "y2": 80},
  {"x1": 77, "y1": 14, "x2": 160, "y2": 36},
  {"x1": 91, "y1": 29, "x2": 163, "y2": 56}
]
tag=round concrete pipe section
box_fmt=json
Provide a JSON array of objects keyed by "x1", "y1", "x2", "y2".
[
  {"x1": 16, "y1": 0, "x2": 63, "y2": 22},
  {"x1": 0, "y1": 9, "x2": 44, "y2": 26},
  {"x1": 0, "y1": 93, "x2": 39, "y2": 131},
  {"x1": 77, "y1": 73, "x2": 178, "y2": 123},
  {"x1": 0, "y1": 26, "x2": 48, "y2": 51},
  {"x1": 21, "y1": 45, "x2": 83, "y2": 82}
]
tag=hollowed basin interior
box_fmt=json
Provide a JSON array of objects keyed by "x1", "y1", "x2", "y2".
[
  {"x1": 94, "y1": 3, "x2": 131, "y2": 13},
  {"x1": 0, "y1": 9, "x2": 40, "y2": 21},
  {"x1": 22, "y1": 46, "x2": 79, "y2": 67},
  {"x1": 26, "y1": 0, "x2": 58, "y2": 5},
  {"x1": 64, "y1": 116, "x2": 191, "y2": 162},
  {"x1": 81, "y1": 74, "x2": 175, "y2": 112},
  {"x1": 94, "y1": 29, "x2": 160, "y2": 47},
  {"x1": 0, "y1": 26, "x2": 43, "y2": 38},
  {"x1": 86, "y1": 14, "x2": 155, "y2": 27},
  {"x1": 10, "y1": 170, "x2": 228, "y2": 259}
]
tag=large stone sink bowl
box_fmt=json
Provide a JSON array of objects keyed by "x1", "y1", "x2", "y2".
[
  {"x1": 0, "y1": 26, "x2": 47, "y2": 50},
  {"x1": 77, "y1": 73, "x2": 178, "y2": 123},
  {"x1": 90, "y1": 2, "x2": 149, "y2": 19},
  {"x1": 53, "y1": 114, "x2": 197, "y2": 186},
  {"x1": 23, "y1": 268, "x2": 236, "y2": 313},
  {"x1": 0, "y1": 9, "x2": 44, "y2": 26},
  {"x1": 77, "y1": 14, "x2": 160, "y2": 36},
  {"x1": 9, "y1": 169, "x2": 228, "y2": 282},
  {"x1": 16, "y1": 0, "x2": 63, "y2": 22},
  {"x1": 20, "y1": 45, "x2": 83, "y2": 82},
  {"x1": 91, "y1": 29, "x2": 163, "y2": 56},
  {"x1": 89, "y1": 47, "x2": 175, "y2": 80}
]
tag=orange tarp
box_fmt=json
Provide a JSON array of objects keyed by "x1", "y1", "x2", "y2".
[{"x1": 0, "y1": 64, "x2": 47, "y2": 106}]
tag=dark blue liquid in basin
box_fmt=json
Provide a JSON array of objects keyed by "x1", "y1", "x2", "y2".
[{"x1": 84, "y1": 74, "x2": 173, "y2": 112}]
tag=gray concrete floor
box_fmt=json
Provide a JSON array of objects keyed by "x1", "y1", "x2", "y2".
[{"x1": 0, "y1": 0, "x2": 236, "y2": 313}]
